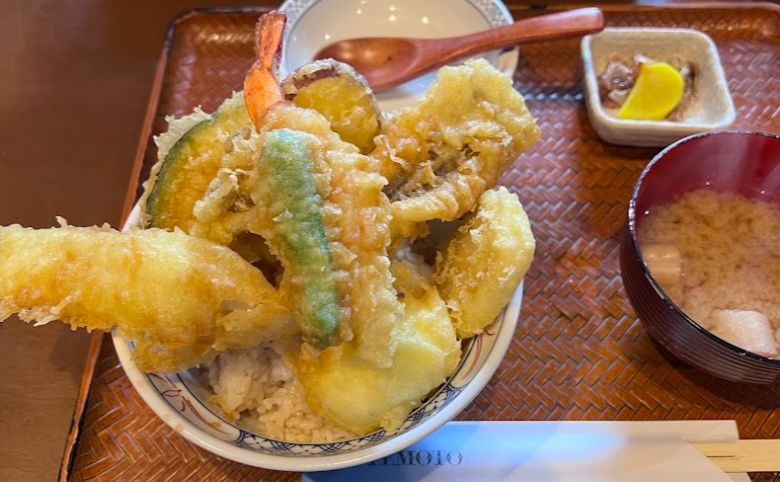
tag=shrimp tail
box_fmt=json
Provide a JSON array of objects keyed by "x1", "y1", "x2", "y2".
[
  {"x1": 256, "y1": 11, "x2": 285, "y2": 72},
  {"x1": 243, "y1": 11, "x2": 287, "y2": 129}
]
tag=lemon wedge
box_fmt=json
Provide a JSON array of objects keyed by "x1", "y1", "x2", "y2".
[{"x1": 618, "y1": 62, "x2": 684, "y2": 120}]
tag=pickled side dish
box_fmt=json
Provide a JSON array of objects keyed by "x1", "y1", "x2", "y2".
[{"x1": 599, "y1": 54, "x2": 696, "y2": 121}]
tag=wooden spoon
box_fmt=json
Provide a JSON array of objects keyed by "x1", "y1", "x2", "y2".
[{"x1": 313, "y1": 7, "x2": 605, "y2": 92}]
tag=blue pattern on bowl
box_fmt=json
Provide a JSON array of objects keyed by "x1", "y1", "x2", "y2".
[{"x1": 136, "y1": 321, "x2": 499, "y2": 456}]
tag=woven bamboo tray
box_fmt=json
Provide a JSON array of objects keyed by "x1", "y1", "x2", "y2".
[{"x1": 65, "y1": 3, "x2": 780, "y2": 481}]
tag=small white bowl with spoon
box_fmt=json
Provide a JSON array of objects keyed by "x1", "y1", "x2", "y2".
[{"x1": 280, "y1": 0, "x2": 603, "y2": 111}]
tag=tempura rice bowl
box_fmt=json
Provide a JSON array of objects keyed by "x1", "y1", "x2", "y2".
[{"x1": 113, "y1": 204, "x2": 523, "y2": 471}]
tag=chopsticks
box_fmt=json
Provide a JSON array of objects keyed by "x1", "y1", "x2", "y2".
[{"x1": 692, "y1": 439, "x2": 780, "y2": 472}]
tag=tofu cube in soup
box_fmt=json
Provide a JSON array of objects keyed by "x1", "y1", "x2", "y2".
[
  {"x1": 711, "y1": 309, "x2": 778, "y2": 358},
  {"x1": 642, "y1": 243, "x2": 683, "y2": 302}
]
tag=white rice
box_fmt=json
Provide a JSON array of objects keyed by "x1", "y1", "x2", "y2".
[{"x1": 206, "y1": 343, "x2": 354, "y2": 443}]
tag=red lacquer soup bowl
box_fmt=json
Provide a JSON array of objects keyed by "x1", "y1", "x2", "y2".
[{"x1": 620, "y1": 130, "x2": 780, "y2": 383}]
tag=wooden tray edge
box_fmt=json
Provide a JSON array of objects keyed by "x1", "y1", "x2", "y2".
[
  {"x1": 57, "y1": 39, "x2": 172, "y2": 482},
  {"x1": 531, "y1": 1, "x2": 780, "y2": 14},
  {"x1": 152, "y1": 2, "x2": 780, "y2": 17}
]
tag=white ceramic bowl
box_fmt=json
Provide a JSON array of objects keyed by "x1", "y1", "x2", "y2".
[
  {"x1": 581, "y1": 28, "x2": 735, "y2": 147},
  {"x1": 280, "y1": 0, "x2": 518, "y2": 112},
  {"x1": 113, "y1": 204, "x2": 524, "y2": 471}
]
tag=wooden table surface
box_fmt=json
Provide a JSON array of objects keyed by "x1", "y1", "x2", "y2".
[{"x1": 0, "y1": 1, "x2": 692, "y2": 480}]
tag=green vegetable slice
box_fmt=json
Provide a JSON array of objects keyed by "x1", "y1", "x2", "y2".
[{"x1": 261, "y1": 128, "x2": 340, "y2": 346}]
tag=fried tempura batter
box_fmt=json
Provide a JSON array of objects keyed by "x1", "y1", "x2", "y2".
[
  {"x1": 0, "y1": 224, "x2": 296, "y2": 372},
  {"x1": 434, "y1": 187, "x2": 535, "y2": 338},
  {"x1": 373, "y1": 58, "x2": 540, "y2": 239}
]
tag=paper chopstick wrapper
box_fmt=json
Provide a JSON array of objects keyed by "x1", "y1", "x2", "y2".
[{"x1": 304, "y1": 421, "x2": 746, "y2": 482}]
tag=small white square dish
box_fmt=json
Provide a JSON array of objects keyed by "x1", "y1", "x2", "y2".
[{"x1": 581, "y1": 28, "x2": 736, "y2": 147}]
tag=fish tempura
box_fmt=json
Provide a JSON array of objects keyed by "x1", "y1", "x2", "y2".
[{"x1": 0, "y1": 223, "x2": 296, "y2": 372}]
